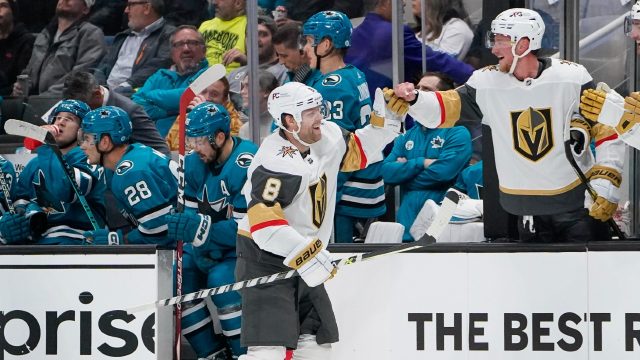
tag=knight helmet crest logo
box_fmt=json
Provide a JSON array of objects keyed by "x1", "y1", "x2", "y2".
[{"x1": 511, "y1": 107, "x2": 553, "y2": 161}]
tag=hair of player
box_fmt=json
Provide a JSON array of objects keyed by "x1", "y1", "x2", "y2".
[
  {"x1": 62, "y1": 71, "x2": 99, "y2": 104},
  {"x1": 272, "y1": 22, "x2": 303, "y2": 50},
  {"x1": 417, "y1": 71, "x2": 455, "y2": 91}
]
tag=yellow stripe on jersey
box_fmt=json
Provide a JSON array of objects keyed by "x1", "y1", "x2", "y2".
[
  {"x1": 248, "y1": 202, "x2": 288, "y2": 233},
  {"x1": 340, "y1": 133, "x2": 367, "y2": 172},
  {"x1": 436, "y1": 90, "x2": 462, "y2": 127},
  {"x1": 500, "y1": 177, "x2": 584, "y2": 195}
]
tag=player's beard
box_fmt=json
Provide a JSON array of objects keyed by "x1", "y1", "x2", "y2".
[{"x1": 498, "y1": 59, "x2": 511, "y2": 73}]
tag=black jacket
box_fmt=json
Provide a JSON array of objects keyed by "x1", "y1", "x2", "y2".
[
  {"x1": 93, "y1": 19, "x2": 175, "y2": 90},
  {"x1": 0, "y1": 23, "x2": 35, "y2": 96}
]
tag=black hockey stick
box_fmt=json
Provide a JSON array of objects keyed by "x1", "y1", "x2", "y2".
[
  {"x1": 0, "y1": 166, "x2": 15, "y2": 214},
  {"x1": 128, "y1": 190, "x2": 461, "y2": 313},
  {"x1": 3, "y1": 119, "x2": 101, "y2": 230},
  {"x1": 562, "y1": 104, "x2": 626, "y2": 239}
]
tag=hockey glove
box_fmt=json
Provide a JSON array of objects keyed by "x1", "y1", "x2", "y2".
[
  {"x1": 283, "y1": 239, "x2": 337, "y2": 287},
  {"x1": 370, "y1": 88, "x2": 404, "y2": 133},
  {"x1": 83, "y1": 229, "x2": 122, "y2": 245},
  {"x1": 383, "y1": 87, "x2": 410, "y2": 116},
  {"x1": 584, "y1": 165, "x2": 621, "y2": 222},
  {"x1": 0, "y1": 213, "x2": 31, "y2": 244},
  {"x1": 166, "y1": 212, "x2": 210, "y2": 247}
]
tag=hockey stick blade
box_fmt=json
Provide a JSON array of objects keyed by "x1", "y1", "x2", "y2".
[
  {"x1": 127, "y1": 190, "x2": 461, "y2": 314},
  {"x1": 4, "y1": 119, "x2": 54, "y2": 144}
]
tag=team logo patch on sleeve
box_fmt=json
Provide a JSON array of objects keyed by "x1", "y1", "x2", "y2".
[
  {"x1": 236, "y1": 152, "x2": 254, "y2": 168},
  {"x1": 430, "y1": 136, "x2": 444, "y2": 148},
  {"x1": 405, "y1": 140, "x2": 414, "y2": 150},
  {"x1": 511, "y1": 107, "x2": 553, "y2": 161},
  {"x1": 277, "y1": 146, "x2": 298, "y2": 158},
  {"x1": 322, "y1": 74, "x2": 342, "y2": 86},
  {"x1": 115, "y1": 160, "x2": 134, "y2": 175}
]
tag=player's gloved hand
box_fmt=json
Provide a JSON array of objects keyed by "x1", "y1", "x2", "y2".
[
  {"x1": 584, "y1": 165, "x2": 621, "y2": 222},
  {"x1": 284, "y1": 239, "x2": 337, "y2": 287},
  {"x1": 619, "y1": 92, "x2": 640, "y2": 135},
  {"x1": 165, "y1": 212, "x2": 210, "y2": 247},
  {"x1": 83, "y1": 229, "x2": 122, "y2": 245},
  {"x1": 370, "y1": 88, "x2": 404, "y2": 134},
  {"x1": 0, "y1": 213, "x2": 31, "y2": 244},
  {"x1": 383, "y1": 87, "x2": 410, "y2": 116},
  {"x1": 580, "y1": 82, "x2": 627, "y2": 127}
]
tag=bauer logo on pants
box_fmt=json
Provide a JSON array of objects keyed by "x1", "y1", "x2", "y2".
[{"x1": 511, "y1": 107, "x2": 553, "y2": 162}]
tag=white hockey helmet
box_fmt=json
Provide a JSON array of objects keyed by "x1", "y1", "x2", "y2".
[
  {"x1": 488, "y1": 8, "x2": 545, "y2": 51},
  {"x1": 624, "y1": 1, "x2": 640, "y2": 36},
  {"x1": 268, "y1": 82, "x2": 325, "y2": 129}
]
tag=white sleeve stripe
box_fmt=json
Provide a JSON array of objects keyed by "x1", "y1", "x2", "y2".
[
  {"x1": 185, "y1": 200, "x2": 198, "y2": 208},
  {"x1": 138, "y1": 205, "x2": 172, "y2": 224},
  {"x1": 343, "y1": 180, "x2": 384, "y2": 189},
  {"x1": 139, "y1": 224, "x2": 168, "y2": 235},
  {"x1": 340, "y1": 194, "x2": 386, "y2": 204}
]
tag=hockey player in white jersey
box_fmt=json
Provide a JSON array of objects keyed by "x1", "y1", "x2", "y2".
[
  {"x1": 579, "y1": 1, "x2": 640, "y2": 151},
  {"x1": 389, "y1": 8, "x2": 625, "y2": 242},
  {"x1": 235, "y1": 82, "x2": 399, "y2": 360}
]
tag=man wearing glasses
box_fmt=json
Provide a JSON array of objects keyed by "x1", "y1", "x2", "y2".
[
  {"x1": 93, "y1": 0, "x2": 175, "y2": 97},
  {"x1": 132, "y1": 25, "x2": 209, "y2": 137}
]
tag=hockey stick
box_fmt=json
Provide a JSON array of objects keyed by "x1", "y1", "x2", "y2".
[
  {"x1": 562, "y1": 103, "x2": 626, "y2": 239},
  {"x1": 0, "y1": 166, "x2": 15, "y2": 214},
  {"x1": 128, "y1": 190, "x2": 461, "y2": 313},
  {"x1": 174, "y1": 63, "x2": 226, "y2": 360},
  {"x1": 3, "y1": 119, "x2": 100, "y2": 230}
]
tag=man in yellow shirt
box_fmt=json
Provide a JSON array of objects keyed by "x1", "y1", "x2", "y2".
[{"x1": 198, "y1": 0, "x2": 247, "y2": 73}]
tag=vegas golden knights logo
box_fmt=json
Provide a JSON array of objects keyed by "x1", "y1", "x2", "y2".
[
  {"x1": 308, "y1": 173, "x2": 327, "y2": 228},
  {"x1": 511, "y1": 107, "x2": 553, "y2": 161}
]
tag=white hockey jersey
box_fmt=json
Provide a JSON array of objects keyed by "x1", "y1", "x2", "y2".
[
  {"x1": 408, "y1": 58, "x2": 624, "y2": 215},
  {"x1": 237, "y1": 121, "x2": 396, "y2": 252}
]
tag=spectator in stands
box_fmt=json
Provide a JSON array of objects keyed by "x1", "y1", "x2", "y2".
[
  {"x1": 272, "y1": 22, "x2": 313, "y2": 83},
  {"x1": 198, "y1": 0, "x2": 247, "y2": 73},
  {"x1": 345, "y1": 0, "x2": 474, "y2": 100},
  {"x1": 13, "y1": 0, "x2": 106, "y2": 97},
  {"x1": 0, "y1": 0, "x2": 34, "y2": 96},
  {"x1": 132, "y1": 25, "x2": 208, "y2": 137},
  {"x1": 276, "y1": 0, "x2": 364, "y2": 25},
  {"x1": 382, "y1": 73, "x2": 472, "y2": 241},
  {"x1": 166, "y1": 76, "x2": 244, "y2": 150},
  {"x1": 228, "y1": 15, "x2": 287, "y2": 110},
  {"x1": 164, "y1": 0, "x2": 208, "y2": 27},
  {"x1": 238, "y1": 70, "x2": 279, "y2": 144},
  {"x1": 11, "y1": 100, "x2": 107, "y2": 245},
  {"x1": 412, "y1": 0, "x2": 473, "y2": 60},
  {"x1": 93, "y1": 0, "x2": 175, "y2": 97},
  {"x1": 87, "y1": 0, "x2": 126, "y2": 36}
]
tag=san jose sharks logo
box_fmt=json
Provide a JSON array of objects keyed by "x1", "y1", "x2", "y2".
[
  {"x1": 322, "y1": 74, "x2": 342, "y2": 87},
  {"x1": 235, "y1": 152, "x2": 253, "y2": 168},
  {"x1": 197, "y1": 185, "x2": 231, "y2": 221},
  {"x1": 34, "y1": 170, "x2": 65, "y2": 214},
  {"x1": 430, "y1": 136, "x2": 444, "y2": 149},
  {"x1": 116, "y1": 160, "x2": 134, "y2": 175}
]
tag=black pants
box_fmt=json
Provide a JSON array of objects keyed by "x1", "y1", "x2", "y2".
[{"x1": 517, "y1": 208, "x2": 611, "y2": 243}]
